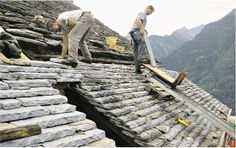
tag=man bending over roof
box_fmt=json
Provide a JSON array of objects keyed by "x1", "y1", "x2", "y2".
[{"x1": 47, "y1": 10, "x2": 94, "y2": 64}]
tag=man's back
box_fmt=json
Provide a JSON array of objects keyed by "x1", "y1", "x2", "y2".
[{"x1": 58, "y1": 10, "x2": 84, "y2": 22}]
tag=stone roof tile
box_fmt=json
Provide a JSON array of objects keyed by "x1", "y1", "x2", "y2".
[
  {"x1": 73, "y1": 62, "x2": 231, "y2": 146},
  {"x1": 0, "y1": 60, "x2": 115, "y2": 147}
]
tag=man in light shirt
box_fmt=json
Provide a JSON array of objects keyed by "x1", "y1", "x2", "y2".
[
  {"x1": 47, "y1": 10, "x2": 94, "y2": 64},
  {"x1": 130, "y1": 5, "x2": 155, "y2": 74}
]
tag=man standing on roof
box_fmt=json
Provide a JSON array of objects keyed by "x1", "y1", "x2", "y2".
[
  {"x1": 130, "y1": 5, "x2": 155, "y2": 74},
  {"x1": 47, "y1": 10, "x2": 94, "y2": 64}
]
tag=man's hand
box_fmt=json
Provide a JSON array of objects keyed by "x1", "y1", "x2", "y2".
[
  {"x1": 68, "y1": 18, "x2": 77, "y2": 27},
  {"x1": 136, "y1": 16, "x2": 145, "y2": 36},
  {"x1": 140, "y1": 27, "x2": 145, "y2": 35}
]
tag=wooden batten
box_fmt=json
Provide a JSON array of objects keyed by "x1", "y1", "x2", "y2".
[
  {"x1": 144, "y1": 64, "x2": 175, "y2": 84},
  {"x1": 0, "y1": 125, "x2": 41, "y2": 142},
  {"x1": 0, "y1": 52, "x2": 8, "y2": 61},
  {"x1": 20, "y1": 52, "x2": 30, "y2": 61}
]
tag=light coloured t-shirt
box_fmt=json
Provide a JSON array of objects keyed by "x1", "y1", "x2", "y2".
[
  {"x1": 131, "y1": 12, "x2": 147, "y2": 31},
  {"x1": 57, "y1": 10, "x2": 84, "y2": 33}
]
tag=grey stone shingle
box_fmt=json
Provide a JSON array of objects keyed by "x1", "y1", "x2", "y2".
[{"x1": 0, "y1": 61, "x2": 114, "y2": 146}]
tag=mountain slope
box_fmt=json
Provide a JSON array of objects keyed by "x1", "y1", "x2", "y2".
[
  {"x1": 162, "y1": 9, "x2": 235, "y2": 114},
  {"x1": 149, "y1": 25, "x2": 204, "y2": 59}
]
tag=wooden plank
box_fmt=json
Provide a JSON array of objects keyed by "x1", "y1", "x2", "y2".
[
  {"x1": 159, "y1": 91, "x2": 171, "y2": 97},
  {"x1": 0, "y1": 52, "x2": 31, "y2": 66},
  {"x1": 144, "y1": 64, "x2": 188, "y2": 87},
  {"x1": 155, "y1": 88, "x2": 164, "y2": 91},
  {"x1": 144, "y1": 64, "x2": 175, "y2": 83},
  {"x1": 143, "y1": 32, "x2": 157, "y2": 67},
  {"x1": 148, "y1": 83, "x2": 171, "y2": 98},
  {"x1": 20, "y1": 53, "x2": 30, "y2": 61},
  {"x1": 0, "y1": 52, "x2": 8, "y2": 61},
  {"x1": 0, "y1": 125, "x2": 41, "y2": 142},
  {"x1": 148, "y1": 83, "x2": 159, "y2": 88},
  {"x1": 1, "y1": 52, "x2": 30, "y2": 61}
]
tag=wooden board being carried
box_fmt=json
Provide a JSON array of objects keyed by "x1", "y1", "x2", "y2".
[
  {"x1": 143, "y1": 64, "x2": 188, "y2": 88},
  {"x1": 143, "y1": 32, "x2": 157, "y2": 67}
]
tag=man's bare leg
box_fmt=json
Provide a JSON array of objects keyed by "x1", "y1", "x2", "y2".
[{"x1": 58, "y1": 35, "x2": 68, "y2": 59}]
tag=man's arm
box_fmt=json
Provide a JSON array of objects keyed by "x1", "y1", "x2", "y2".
[
  {"x1": 136, "y1": 16, "x2": 145, "y2": 35},
  {"x1": 60, "y1": 34, "x2": 68, "y2": 59},
  {"x1": 67, "y1": 18, "x2": 77, "y2": 27}
]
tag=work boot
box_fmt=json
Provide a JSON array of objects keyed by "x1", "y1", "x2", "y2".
[
  {"x1": 80, "y1": 57, "x2": 92, "y2": 64},
  {"x1": 135, "y1": 66, "x2": 143, "y2": 74},
  {"x1": 66, "y1": 57, "x2": 77, "y2": 63},
  {"x1": 65, "y1": 57, "x2": 78, "y2": 68},
  {"x1": 81, "y1": 59, "x2": 92, "y2": 64},
  {"x1": 136, "y1": 69, "x2": 143, "y2": 74}
]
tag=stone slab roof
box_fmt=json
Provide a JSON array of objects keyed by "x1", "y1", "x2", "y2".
[
  {"x1": 0, "y1": 1, "x2": 232, "y2": 146},
  {"x1": 0, "y1": 60, "x2": 115, "y2": 147},
  {"x1": 0, "y1": 1, "x2": 134, "y2": 62},
  {"x1": 73, "y1": 62, "x2": 231, "y2": 147},
  {"x1": 0, "y1": 60, "x2": 231, "y2": 147}
]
